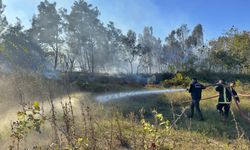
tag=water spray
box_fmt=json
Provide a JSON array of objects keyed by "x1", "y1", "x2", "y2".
[{"x1": 96, "y1": 88, "x2": 186, "y2": 102}]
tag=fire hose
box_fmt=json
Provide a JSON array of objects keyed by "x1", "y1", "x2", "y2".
[
  {"x1": 238, "y1": 93, "x2": 250, "y2": 97},
  {"x1": 226, "y1": 87, "x2": 250, "y2": 123},
  {"x1": 181, "y1": 94, "x2": 219, "y2": 104}
]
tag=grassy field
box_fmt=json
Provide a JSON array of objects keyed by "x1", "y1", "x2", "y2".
[
  {"x1": 1, "y1": 73, "x2": 250, "y2": 149},
  {"x1": 103, "y1": 84, "x2": 250, "y2": 149}
]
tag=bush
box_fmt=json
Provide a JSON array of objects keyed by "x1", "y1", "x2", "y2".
[
  {"x1": 161, "y1": 73, "x2": 191, "y2": 87},
  {"x1": 235, "y1": 79, "x2": 242, "y2": 87}
]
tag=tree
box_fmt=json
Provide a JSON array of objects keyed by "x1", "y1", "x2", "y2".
[
  {"x1": 207, "y1": 27, "x2": 250, "y2": 73},
  {"x1": 163, "y1": 30, "x2": 182, "y2": 71},
  {"x1": 2, "y1": 20, "x2": 45, "y2": 71},
  {"x1": 0, "y1": 4, "x2": 7, "y2": 37},
  {"x1": 121, "y1": 30, "x2": 138, "y2": 74},
  {"x1": 227, "y1": 30, "x2": 250, "y2": 73},
  {"x1": 0, "y1": 5, "x2": 8, "y2": 73},
  {"x1": 30, "y1": 0, "x2": 62, "y2": 70},
  {"x1": 104, "y1": 21, "x2": 123, "y2": 72},
  {"x1": 153, "y1": 38, "x2": 164, "y2": 72},
  {"x1": 138, "y1": 27, "x2": 157, "y2": 74},
  {"x1": 190, "y1": 24, "x2": 204, "y2": 47},
  {"x1": 186, "y1": 24, "x2": 204, "y2": 70},
  {"x1": 208, "y1": 36, "x2": 230, "y2": 71},
  {"x1": 65, "y1": 0, "x2": 104, "y2": 73},
  {"x1": 0, "y1": 4, "x2": 7, "y2": 53},
  {"x1": 163, "y1": 24, "x2": 205, "y2": 72}
]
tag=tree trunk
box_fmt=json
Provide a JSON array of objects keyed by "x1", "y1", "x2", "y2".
[
  {"x1": 79, "y1": 47, "x2": 85, "y2": 72},
  {"x1": 53, "y1": 32, "x2": 60, "y2": 70},
  {"x1": 129, "y1": 61, "x2": 133, "y2": 74},
  {"x1": 54, "y1": 49, "x2": 58, "y2": 70},
  {"x1": 136, "y1": 64, "x2": 140, "y2": 74},
  {"x1": 84, "y1": 49, "x2": 90, "y2": 72},
  {"x1": 69, "y1": 59, "x2": 75, "y2": 72},
  {"x1": 91, "y1": 47, "x2": 94, "y2": 73}
]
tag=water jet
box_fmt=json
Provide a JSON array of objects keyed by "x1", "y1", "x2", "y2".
[{"x1": 96, "y1": 88, "x2": 186, "y2": 102}]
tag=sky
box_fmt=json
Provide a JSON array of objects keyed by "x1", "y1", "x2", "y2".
[{"x1": 2, "y1": 0, "x2": 250, "y2": 42}]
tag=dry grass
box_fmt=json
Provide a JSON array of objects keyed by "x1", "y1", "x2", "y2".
[{"x1": 0, "y1": 74, "x2": 250, "y2": 149}]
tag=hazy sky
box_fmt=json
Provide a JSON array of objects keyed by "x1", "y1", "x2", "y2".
[{"x1": 2, "y1": 0, "x2": 250, "y2": 41}]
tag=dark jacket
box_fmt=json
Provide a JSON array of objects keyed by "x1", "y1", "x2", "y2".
[
  {"x1": 231, "y1": 87, "x2": 240, "y2": 102},
  {"x1": 215, "y1": 84, "x2": 232, "y2": 104},
  {"x1": 189, "y1": 81, "x2": 206, "y2": 100}
]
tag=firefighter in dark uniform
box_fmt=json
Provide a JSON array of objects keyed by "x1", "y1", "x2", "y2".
[
  {"x1": 230, "y1": 81, "x2": 240, "y2": 103},
  {"x1": 215, "y1": 79, "x2": 232, "y2": 120},
  {"x1": 188, "y1": 78, "x2": 206, "y2": 121}
]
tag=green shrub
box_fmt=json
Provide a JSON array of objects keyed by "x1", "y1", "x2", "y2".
[
  {"x1": 10, "y1": 101, "x2": 44, "y2": 149},
  {"x1": 162, "y1": 73, "x2": 191, "y2": 87},
  {"x1": 235, "y1": 79, "x2": 241, "y2": 87}
]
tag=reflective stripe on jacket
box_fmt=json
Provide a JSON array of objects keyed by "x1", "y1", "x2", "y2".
[{"x1": 215, "y1": 84, "x2": 232, "y2": 104}]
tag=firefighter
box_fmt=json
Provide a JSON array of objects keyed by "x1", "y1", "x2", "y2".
[
  {"x1": 215, "y1": 79, "x2": 232, "y2": 120},
  {"x1": 188, "y1": 78, "x2": 206, "y2": 121},
  {"x1": 230, "y1": 81, "x2": 240, "y2": 103}
]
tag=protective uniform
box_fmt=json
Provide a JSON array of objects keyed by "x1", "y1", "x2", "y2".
[
  {"x1": 215, "y1": 84, "x2": 232, "y2": 119},
  {"x1": 188, "y1": 81, "x2": 206, "y2": 120},
  {"x1": 231, "y1": 87, "x2": 240, "y2": 103}
]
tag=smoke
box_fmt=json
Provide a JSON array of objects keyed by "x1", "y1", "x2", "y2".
[
  {"x1": 0, "y1": 72, "x2": 81, "y2": 145},
  {"x1": 96, "y1": 88, "x2": 186, "y2": 102}
]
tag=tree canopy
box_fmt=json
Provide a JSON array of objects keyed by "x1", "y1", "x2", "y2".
[{"x1": 1, "y1": 0, "x2": 250, "y2": 74}]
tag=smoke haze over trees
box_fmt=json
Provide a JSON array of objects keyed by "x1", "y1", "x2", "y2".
[{"x1": 1, "y1": 0, "x2": 250, "y2": 74}]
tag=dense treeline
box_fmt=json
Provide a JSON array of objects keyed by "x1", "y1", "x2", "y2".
[{"x1": 0, "y1": 0, "x2": 250, "y2": 74}]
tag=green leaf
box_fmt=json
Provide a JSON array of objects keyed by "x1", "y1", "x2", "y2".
[
  {"x1": 156, "y1": 113, "x2": 163, "y2": 121},
  {"x1": 33, "y1": 101, "x2": 40, "y2": 111}
]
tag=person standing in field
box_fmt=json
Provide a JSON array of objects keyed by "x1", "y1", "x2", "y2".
[
  {"x1": 188, "y1": 78, "x2": 206, "y2": 121},
  {"x1": 229, "y1": 81, "x2": 240, "y2": 103},
  {"x1": 215, "y1": 79, "x2": 232, "y2": 120}
]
